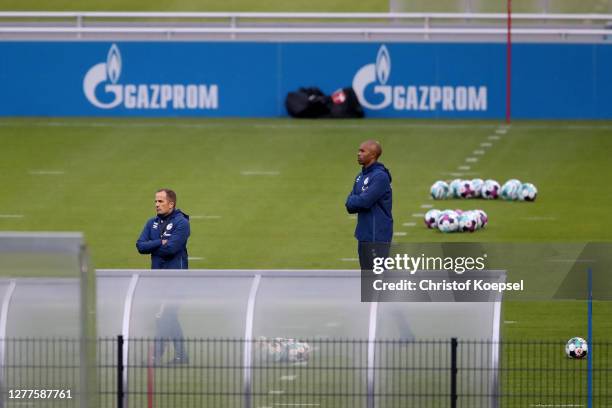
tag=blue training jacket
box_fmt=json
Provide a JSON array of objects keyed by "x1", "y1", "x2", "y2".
[
  {"x1": 345, "y1": 162, "x2": 393, "y2": 242},
  {"x1": 136, "y1": 209, "x2": 190, "y2": 269}
]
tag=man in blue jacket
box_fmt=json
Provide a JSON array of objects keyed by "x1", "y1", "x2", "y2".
[
  {"x1": 136, "y1": 188, "x2": 190, "y2": 365},
  {"x1": 345, "y1": 140, "x2": 393, "y2": 270}
]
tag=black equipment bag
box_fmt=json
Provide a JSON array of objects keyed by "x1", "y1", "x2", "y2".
[
  {"x1": 327, "y1": 87, "x2": 365, "y2": 119},
  {"x1": 285, "y1": 87, "x2": 330, "y2": 118}
]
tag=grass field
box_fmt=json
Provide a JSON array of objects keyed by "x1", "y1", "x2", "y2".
[
  {"x1": 1, "y1": 117, "x2": 611, "y2": 406},
  {"x1": 0, "y1": 117, "x2": 611, "y2": 343},
  {"x1": 1, "y1": 0, "x2": 610, "y2": 12},
  {"x1": 1, "y1": 119, "x2": 611, "y2": 269}
]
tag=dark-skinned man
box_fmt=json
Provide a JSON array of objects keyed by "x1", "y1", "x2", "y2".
[{"x1": 345, "y1": 140, "x2": 393, "y2": 271}]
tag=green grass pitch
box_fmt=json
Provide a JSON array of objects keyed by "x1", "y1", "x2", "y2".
[{"x1": 0, "y1": 117, "x2": 611, "y2": 342}]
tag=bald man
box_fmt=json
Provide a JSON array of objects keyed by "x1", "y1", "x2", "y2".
[{"x1": 345, "y1": 140, "x2": 393, "y2": 270}]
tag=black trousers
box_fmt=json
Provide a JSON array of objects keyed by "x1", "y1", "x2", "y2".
[{"x1": 358, "y1": 241, "x2": 391, "y2": 271}]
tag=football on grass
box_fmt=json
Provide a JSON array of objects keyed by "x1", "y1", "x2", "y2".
[{"x1": 565, "y1": 337, "x2": 588, "y2": 359}]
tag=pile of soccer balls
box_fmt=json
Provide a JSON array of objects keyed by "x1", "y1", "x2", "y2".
[
  {"x1": 565, "y1": 337, "x2": 588, "y2": 359},
  {"x1": 424, "y1": 209, "x2": 488, "y2": 233},
  {"x1": 430, "y1": 179, "x2": 538, "y2": 201},
  {"x1": 255, "y1": 337, "x2": 312, "y2": 364}
]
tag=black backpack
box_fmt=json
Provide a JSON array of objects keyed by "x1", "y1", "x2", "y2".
[{"x1": 285, "y1": 87, "x2": 330, "y2": 118}]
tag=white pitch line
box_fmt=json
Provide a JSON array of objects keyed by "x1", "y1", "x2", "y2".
[
  {"x1": 457, "y1": 165, "x2": 471, "y2": 171},
  {"x1": 0, "y1": 214, "x2": 24, "y2": 218},
  {"x1": 28, "y1": 170, "x2": 65, "y2": 175},
  {"x1": 465, "y1": 157, "x2": 478, "y2": 163},
  {"x1": 420, "y1": 204, "x2": 433, "y2": 209},
  {"x1": 495, "y1": 128, "x2": 508, "y2": 134},
  {"x1": 190, "y1": 215, "x2": 221, "y2": 219},
  {"x1": 269, "y1": 390, "x2": 285, "y2": 395},
  {"x1": 504, "y1": 321, "x2": 518, "y2": 324},
  {"x1": 348, "y1": 215, "x2": 357, "y2": 220},
  {"x1": 340, "y1": 258, "x2": 358, "y2": 262},
  {"x1": 402, "y1": 222, "x2": 417, "y2": 227},
  {"x1": 488, "y1": 135, "x2": 501, "y2": 140},
  {"x1": 274, "y1": 404, "x2": 320, "y2": 407},
  {"x1": 240, "y1": 171, "x2": 280, "y2": 176},
  {"x1": 188, "y1": 257, "x2": 204, "y2": 261},
  {"x1": 394, "y1": 232, "x2": 407, "y2": 236},
  {"x1": 280, "y1": 375, "x2": 297, "y2": 381},
  {"x1": 481, "y1": 142, "x2": 493, "y2": 147},
  {"x1": 411, "y1": 213, "x2": 425, "y2": 217},
  {"x1": 473, "y1": 150, "x2": 485, "y2": 155}
]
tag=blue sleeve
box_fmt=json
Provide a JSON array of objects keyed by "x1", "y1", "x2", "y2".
[
  {"x1": 346, "y1": 173, "x2": 389, "y2": 211},
  {"x1": 156, "y1": 218, "x2": 190, "y2": 257},
  {"x1": 345, "y1": 174, "x2": 361, "y2": 213},
  {"x1": 136, "y1": 220, "x2": 162, "y2": 254},
  {"x1": 345, "y1": 193, "x2": 359, "y2": 214}
]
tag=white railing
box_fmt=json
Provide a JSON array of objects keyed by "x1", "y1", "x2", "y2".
[
  {"x1": 0, "y1": 12, "x2": 611, "y2": 39},
  {"x1": 0, "y1": 11, "x2": 611, "y2": 20}
]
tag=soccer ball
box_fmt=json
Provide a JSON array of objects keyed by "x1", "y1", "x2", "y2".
[
  {"x1": 500, "y1": 179, "x2": 522, "y2": 201},
  {"x1": 458, "y1": 212, "x2": 477, "y2": 232},
  {"x1": 286, "y1": 341, "x2": 311, "y2": 363},
  {"x1": 518, "y1": 183, "x2": 538, "y2": 202},
  {"x1": 458, "y1": 180, "x2": 476, "y2": 199},
  {"x1": 437, "y1": 210, "x2": 459, "y2": 233},
  {"x1": 481, "y1": 179, "x2": 500, "y2": 200},
  {"x1": 471, "y1": 178, "x2": 484, "y2": 198},
  {"x1": 474, "y1": 209, "x2": 488, "y2": 229},
  {"x1": 565, "y1": 337, "x2": 588, "y2": 359},
  {"x1": 448, "y1": 179, "x2": 463, "y2": 198},
  {"x1": 430, "y1": 181, "x2": 450, "y2": 200},
  {"x1": 424, "y1": 209, "x2": 441, "y2": 229}
]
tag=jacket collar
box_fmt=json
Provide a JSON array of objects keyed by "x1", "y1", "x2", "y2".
[{"x1": 362, "y1": 161, "x2": 382, "y2": 174}]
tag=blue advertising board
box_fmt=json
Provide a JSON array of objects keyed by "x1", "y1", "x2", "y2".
[{"x1": 0, "y1": 41, "x2": 610, "y2": 119}]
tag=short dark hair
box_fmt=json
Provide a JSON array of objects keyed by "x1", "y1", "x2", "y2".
[{"x1": 157, "y1": 188, "x2": 177, "y2": 206}]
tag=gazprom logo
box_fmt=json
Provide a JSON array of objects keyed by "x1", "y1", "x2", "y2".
[
  {"x1": 83, "y1": 44, "x2": 218, "y2": 110},
  {"x1": 353, "y1": 45, "x2": 487, "y2": 112}
]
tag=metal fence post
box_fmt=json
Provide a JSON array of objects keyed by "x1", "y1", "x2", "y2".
[
  {"x1": 117, "y1": 335, "x2": 124, "y2": 408},
  {"x1": 451, "y1": 338, "x2": 458, "y2": 408}
]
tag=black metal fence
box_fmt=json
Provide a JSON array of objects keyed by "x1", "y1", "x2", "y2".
[{"x1": 0, "y1": 337, "x2": 609, "y2": 407}]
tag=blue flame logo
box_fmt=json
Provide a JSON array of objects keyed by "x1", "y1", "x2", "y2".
[
  {"x1": 106, "y1": 44, "x2": 121, "y2": 84},
  {"x1": 376, "y1": 45, "x2": 391, "y2": 85}
]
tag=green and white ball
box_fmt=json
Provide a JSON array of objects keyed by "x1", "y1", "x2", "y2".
[
  {"x1": 500, "y1": 179, "x2": 522, "y2": 201},
  {"x1": 430, "y1": 181, "x2": 450, "y2": 200},
  {"x1": 449, "y1": 179, "x2": 463, "y2": 198},
  {"x1": 565, "y1": 337, "x2": 588, "y2": 359},
  {"x1": 518, "y1": 183, "x2": 538, "y2": 202}
]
